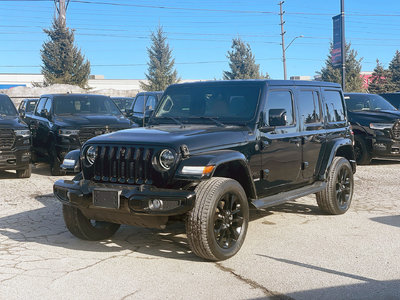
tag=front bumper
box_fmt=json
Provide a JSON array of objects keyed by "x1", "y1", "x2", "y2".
[
  {"x1": 53, "y1": 179, "x2": 196, "y2": 217},
  {"x1": 0, "y1": 147, "x2": 30, "y2": 170},
  {"x1": 369, "y1": 136, "x2": 400, "y2": 158}
]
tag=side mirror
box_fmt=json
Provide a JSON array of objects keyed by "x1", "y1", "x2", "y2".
[
  {"x1": 19, "y1": 109, "x2": 25, "y2": 118},
  {"x1": 40, "y1": 109, "x2": 50, "y2": 119},
  {"x1": 268, "y1": 109, "x2": 287, "y2": 127},
  {"x1": 60, "y1": 149, "x2": 81, "y2": 173},
  {"x1": 125, "y1": 108, "x2": 133, "y2": 116}
]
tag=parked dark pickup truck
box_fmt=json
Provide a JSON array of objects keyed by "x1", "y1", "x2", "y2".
[
  {"x1": 54, "y1": 80, "x2": 356, "y2": 260},
  {"x1": 344, "y1": 93, "x2": 400, "y2": 164},
  {"x1": 0, "y1": 94, "x2": 31, "y2": 178},
  {"x1": 23, "y1": 94, "x2": 133, "y2": 175}
]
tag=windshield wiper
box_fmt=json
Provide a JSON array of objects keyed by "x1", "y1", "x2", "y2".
[
  {"x1": 197, "y1": 117, "x2": 225, "y2": 127},
  {"x1": 151, "y1": 116, "x2": 184, "y2": 126}
]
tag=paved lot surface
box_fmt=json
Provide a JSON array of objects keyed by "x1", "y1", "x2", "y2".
[{"x1": 0, "y1": 161, "x2": 399, "y2": 300}]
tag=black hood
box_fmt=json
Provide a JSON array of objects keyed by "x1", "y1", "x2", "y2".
[
  {"x1": 348, "y1": 110, "x2": 400, "y2": 126},
  {"x1": 53, "y1": 114, "x2": 131, "y2": 128},
  {"x1": 0, "y1": 115, "x2": 28, "y2": 129},
  {"x1": 86, "y1": 125, "x2": 249, "y2": 152}
]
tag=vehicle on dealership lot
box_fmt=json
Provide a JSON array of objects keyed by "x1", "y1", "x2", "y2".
[
  {"x1": 379, "y1": 92, "x2": 400, "y2": 110},
  {"x1": 126, "y1": 91, "x2": 163, "y2": 126},
  {"x1": 23, "y1": 94, "x2": 134, "y2": 175},
  {"x1": 344, "y1": 93, "x2": 400, "y2": 164},
  {"x1": 111, "y1": 97, "x2": 135, "y2": 114},
  {"x1": 18, "y1": 98, "x2": 38, "y2": 116},
  {"x1": 54, "y1": 80, "x2": 356, "y2": 260},
  {"x1": 0, "y1": 94, "x2": 31, "y2": 178}
]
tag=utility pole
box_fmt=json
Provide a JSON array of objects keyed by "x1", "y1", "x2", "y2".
[
  {"x1": 279, "y1": 1, "x2": 287, "y2": 80},
  {"x1": 340, "y1": 0, "x2": 346, "y2": 91},
  {"x1": 54, "y1": 0, "x2": 70, "y2": 25}
]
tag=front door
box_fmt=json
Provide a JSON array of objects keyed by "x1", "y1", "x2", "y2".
[{"x1": 256, "y1": 89, "x2": 302, "y2": 196}]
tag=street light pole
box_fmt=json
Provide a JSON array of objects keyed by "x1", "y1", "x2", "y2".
[
  {"x1": 282, "y1": 35, "x2": 304, "y2": 80},
  {"x1": 341, "y1": 0, "x2": 346, "y2": 91}
]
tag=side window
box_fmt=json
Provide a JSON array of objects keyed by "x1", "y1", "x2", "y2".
[
  {"x1": 265, "y1": 90, "x2": 295, "y2": 126},
  {"x1": 324, "y1": 90, "x2": 345, "y2": 123},
  {"x1": 44, "y1": 98, "x2": 52, "y2": 113},
  {"x1": 35, "y1": 98, "x2": 47, "y2": 116},
  {"x1": 299, "y1": 90, "x2": 322, "y2": 124},
  {"x1": 146, "y1": 96, "x2": 156, "y2": 110}
]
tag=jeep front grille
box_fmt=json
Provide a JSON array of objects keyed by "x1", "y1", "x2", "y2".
[
  {"x1": 393, "y1": 121, "x2": 400, "y2": 140},
  {"x1": 0, "y1": 129, "x2": 15, "y2": 149},
  {"x1": 92, "y1": 145, "x2": 155, "y2": 185},
  {"x1": 78, "y1": 127, "x2": 124, "y2": 145}
]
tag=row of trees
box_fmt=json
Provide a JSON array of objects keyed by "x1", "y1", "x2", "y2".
[{"x1": 40, "y1": 19, "x2": 400, "y2": 93}]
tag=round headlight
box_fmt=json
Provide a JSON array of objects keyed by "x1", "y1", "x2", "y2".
[
  {"x1": 159, "y1": 149, "x2": 175, "y2": 170},
  {"x1": 86, "y1": 146, "x2": 97, "y2": 165}
]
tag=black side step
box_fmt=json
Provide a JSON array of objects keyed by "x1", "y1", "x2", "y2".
[{"x1": 251, "y1": 181, "x2": 326, "y2": 209}]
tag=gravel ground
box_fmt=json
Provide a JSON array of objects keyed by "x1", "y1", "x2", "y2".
[{"x1": 0, "y1": 161, "x2": 399, "y2": 300}]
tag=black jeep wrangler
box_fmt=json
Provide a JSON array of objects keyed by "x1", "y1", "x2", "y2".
[
  {"x1": 23, "y1": 94, "x2": 133, "y2": 175},
  {"x1": 0, "y1": 94, "x2": 32, "y2": 178},
  {"x1": 54, "y1": 80, "x2": 356, "y2": 261}
]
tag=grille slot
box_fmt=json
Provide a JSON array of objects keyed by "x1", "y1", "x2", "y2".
[
  {"x1": 0, "y1": 129, "x2": 15, "y2": 149},
  {"x1": 93, "y1": 145, "x2": 155, "y2": 185},
  {"x1": 393, "y1": 121, "x2": 400, "y2": 140}
]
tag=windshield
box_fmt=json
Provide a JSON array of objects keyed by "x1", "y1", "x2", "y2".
[
  {"x1": 53, "y1": 95, "x2": 122, "y2": 115},
  {"x1": 345, "y1": 94, "x2": 396, "y2": 112},
  {"x1": 0, "y1": 96, "x2": 18, "y2": 116},
  {"x1": 113, "y1": 98, "x2": 134, "y2": 111},
  {"x1": 153, "y1": 85, "x2": 261, "y2": 124}
]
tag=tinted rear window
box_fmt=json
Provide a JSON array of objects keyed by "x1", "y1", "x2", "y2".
[{"x1": 324, "y1": 90, "x2": 345, "y2": 122}]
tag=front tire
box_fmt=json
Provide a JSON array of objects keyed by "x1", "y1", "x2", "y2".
[
  {"x1": 354, "y1": 135, "x2": 371, "y2": 165},
  {"x1": 62, "y1": 205, "x2": 120, "y2": 240},
  {"x1": 316, "y1": 157, "x2": 354, "y2": 215},
  {"x1": 186, "y1": 177, "x2": 249, "y2": 261}
]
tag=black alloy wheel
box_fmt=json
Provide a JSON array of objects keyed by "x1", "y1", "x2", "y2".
[
  {"x1": 335, "y1": 166, "x2": 352, "y2": 210},
  {"x1": 213, "y1": 192, "x2": 244, "y2": 250}
]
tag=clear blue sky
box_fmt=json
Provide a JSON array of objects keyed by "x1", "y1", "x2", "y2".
[{"x1": 0, "y1": 0, "x2": 399, "y2": 80}]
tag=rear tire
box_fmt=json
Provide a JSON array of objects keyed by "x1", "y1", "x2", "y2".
[
  {"x1": 16, "y1": 164, "x2": 31, "y2": 178},
  {"x1": 62, "y1": 205, "x2": 120, "y2": 240},
  {"x1": 186, "y1": 177, "x2": 249, "y2": 261},
  {"x1": 316, "y1": 157, "x2": 354, "y2": 215}
]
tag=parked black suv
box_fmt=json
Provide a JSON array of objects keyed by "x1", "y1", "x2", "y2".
[
  {"x1": 379, "y1": 93, "x2": 400, "y2": 110},
  {"x1": 126, "y1": 91, "x2": 163, "y2": 126},
  {"x1": 24, "y1": 94, "x2": 133, "y2": 175},
  {"x1": 0, "y1": 94, "x2": 31, "y2": 178},
  {"x1": 54, "y1": 80, "x2": 356, "y2": 260},
  {"x1": 344, "y1": 93, "x2": 400, "y2": 164}
]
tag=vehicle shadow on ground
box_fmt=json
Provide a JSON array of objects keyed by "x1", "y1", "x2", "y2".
[
  {"x1": 370, "y1": 215, "x2": 400, "y2": 228},
  {"x1": 253, "y1": 254, "x2": 400, "y2": 299},
  {"x1": 0, "y1": 194, "x2": 322, "y2": 262},
  {"x1": 0, "y1": 170, "x2": 23, "y2": 179}
]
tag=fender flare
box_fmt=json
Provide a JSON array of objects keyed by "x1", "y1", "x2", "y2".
[{"x1": 175, "y1": 150, "x2": 257, "y2": 199}]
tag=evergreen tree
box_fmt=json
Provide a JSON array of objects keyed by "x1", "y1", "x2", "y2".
[
  {"x1": 318, "y1": 43, "x2": 364, "y2": 92},
  {"x1": 41, "y1": 19, "x2": 90, "y2": 88},
  {"x1": 223, "y1": 38, "x2": 268, "y2": 80},
  {"x1": 140, "y1": 26, "x2": 179, "y2": 91},
  {"x1": 388, "y1": 50, "x2": 400, "y2": 91},
  {"x1": 368, "y1": 59, "x2": 394, "y2": 93}
]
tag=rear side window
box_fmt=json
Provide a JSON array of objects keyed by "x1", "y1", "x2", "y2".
[
  {"x1": 323, "y1": 90, "x2": 345, "y2": 123},
  {"x1": 265, "y1": 90, "x2": 295, "y2": 126},
  {"x1": 298, "y1": 90, "x2": 322, "y2": 124}
]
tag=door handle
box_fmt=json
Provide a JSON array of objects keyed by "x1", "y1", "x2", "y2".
[{"x1": 289, "y1": 137, "x2": 302, "y2": 144}]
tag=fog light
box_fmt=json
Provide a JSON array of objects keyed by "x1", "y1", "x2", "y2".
[{"x1": 148, "y1": 199, "x2": 163, "y2": 210}]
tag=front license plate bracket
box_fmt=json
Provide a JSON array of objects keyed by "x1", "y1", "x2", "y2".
[{"x1": 93, "y1": 189, "x2": 121, "y2": 209}]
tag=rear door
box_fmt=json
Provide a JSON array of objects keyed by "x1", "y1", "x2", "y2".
[{"x1": 297, "y1": 88, "x2": 326, "y2": 180}]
